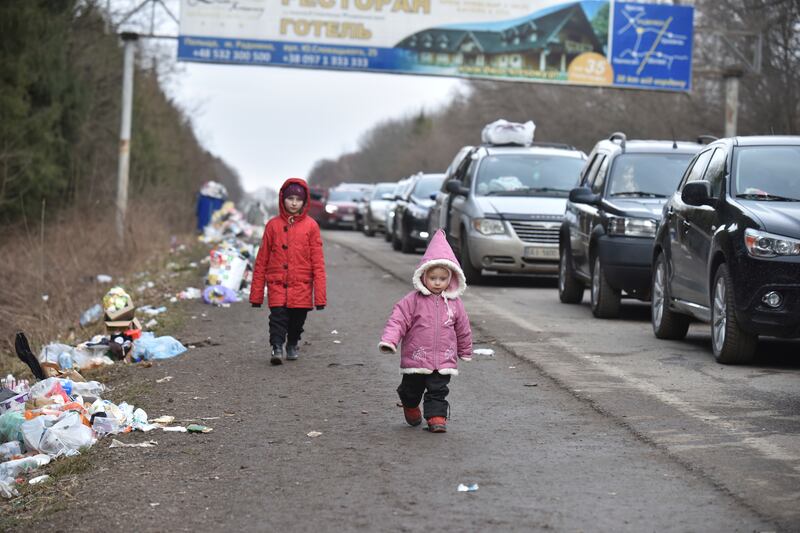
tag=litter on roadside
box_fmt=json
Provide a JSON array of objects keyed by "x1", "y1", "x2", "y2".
[
  {"x1": 109, "y1": 439, "x2": 158, "y2": 448},
  {"x1": 187, "y1": 424, "x2": 212, "y2": 434},
  {"x1": 306, "y1": 431, "x2": 322, "y2": 438},
  {"x1": 457, "y1": 483, "x2": 479, "y2": 492},
  {"x1": 473, "y1": 348, "x2": 495, "y2": 357},
  {"x1": 28, "y1": 474, "x2": 51, "y2": 485}
]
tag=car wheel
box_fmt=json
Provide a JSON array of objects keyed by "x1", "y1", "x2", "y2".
[
  {"x1": 384, "y1": 225, "x2": 392, "y2": 242},
  {"x1": 364, "y1": 222, "x2": 375, "y2": 237},
  {"x1": 590, "y1": 256, "x2": 621, "y2": 318},
  {"x1": 460, "y1": 233, "x2": 483, "y2": 285},
  {"x1": 400, "y1": 227, "x2": 414, "y2": 253},
  {"x1": 651, "y1": 253, "x2": 690, "y2": 339},
  {"x1": 558, "y1": 245, "x2": 584, "y2": 304},
  {"x1": 711, "y1": 264, "x2": 758, "y2": 364}
]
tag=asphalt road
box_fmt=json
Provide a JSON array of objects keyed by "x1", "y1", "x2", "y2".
[
  {"x1": 326, "y1": 228, "x2": 800, "y2": 531},
  {"x1": 20, "y1": 229, "x2": 796, "y2": 532}
]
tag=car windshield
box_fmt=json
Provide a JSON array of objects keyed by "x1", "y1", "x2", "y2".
[
  {"x1": 734, "y1": 146, "x2": 800, "y2": 201},
  {"x1": 607, "y1": 153, "x2": 694, "y2": 198},
  {"x1": 372, "y1": 184, "x2": 396, "y2": 199},
  {"x1": 475, "y1": 154, "x2": 583, "y2": 197},
  {"x1": 412, "y1": 176, "x2": 445, "y2": 200},
  {"x1": 328, "y1": 189, "x2": 360, "y2": 202}
]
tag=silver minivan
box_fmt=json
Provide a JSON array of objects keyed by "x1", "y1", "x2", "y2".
[{"x1": 434, "y1": 143, "x2": 586, "y2": 282}]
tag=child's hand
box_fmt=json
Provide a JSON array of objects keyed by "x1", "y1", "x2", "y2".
[{"x1": 378, "y1": 342, "x2": 396, "y2": 354}]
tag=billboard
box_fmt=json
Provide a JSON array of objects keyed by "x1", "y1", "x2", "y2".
[{"x1": 178, "y1": 0, "x2": 693, "y2": 91}]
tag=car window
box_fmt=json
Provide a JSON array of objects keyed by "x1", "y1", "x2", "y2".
[
  {"x1": 412, "y1": 176, "x2": 445, "y2": 200},
  {"x1": 371, "y1": 184, "x2": 395, "y2": 199},
  {"x1": 607, "y1": 153, "x2": 695, "y2": 198},
  {"x1": 734, "y1": 145, "x2": 800, "y2": 200},
  {"x1": 328, "y1": 189, "x2": 360, "y2": 202},
  {"x1": 703, "y1": 148, "x2": 727, "y2": 198},
  {"x1": 590, "y1": 156, "x2": 609, "y2": 194},
  {"x1": 474, "y1": 154, "x2": 584, "y2": 197},
  {"x1": 581, "y1": 153, "x2": 604, "y2": 187},
  {"x1": 463, "y1": 158, "x2": 479, "y2": 189},
  {"x1": 682, "y1": 149, "x2": 713, "y2": 187}
]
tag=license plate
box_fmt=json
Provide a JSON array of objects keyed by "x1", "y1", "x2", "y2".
[
  {"x1": 341, "y1": 215, "x2": 355, "y2": 222},
  {"x1": 524, "y1": 247, "x2": 558, "y2": 259}
]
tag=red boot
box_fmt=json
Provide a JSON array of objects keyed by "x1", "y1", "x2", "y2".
[
  {"x1": 403, "y1": 406, "x2": 422, "y2": 426},
  {"x1": 427, "y1": 416, "x2": 447, "y2": 433}
]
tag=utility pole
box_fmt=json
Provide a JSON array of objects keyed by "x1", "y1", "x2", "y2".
[
  {"x1": 116, "y1": 31, "x2": 138, "y2": 246},
  {"x1": 723, "y1": 68, "x2": 743, "y2": 137}
]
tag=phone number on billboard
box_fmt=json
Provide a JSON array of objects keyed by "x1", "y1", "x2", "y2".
[{"x1": 188, "y1": 48, "x2": 369, "y2": 68}]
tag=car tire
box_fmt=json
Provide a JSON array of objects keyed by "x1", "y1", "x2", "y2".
[
  {"x1": 384, "y1": 225, "x2": 392, "y2": 242},
  {"x1": 363, "y1": 220, "x2": 375, "y2": 237},
  {"x1": 711, "y1": 264, "x2": 758, "y2": 364},
  {"x1": 400, "y1": 227, "x2": 414, "y2": 253},
  {"x1": 651, "y1": 253, "x2": 690, "y2": 340},
  {"x1": 590, "y1": 256, "x2": 621, "y2": 318},
  {"x1": 558, "y1": 245, "x2": 584, "y2": 304},
  {"x1": 460, "y1": 233, "x2": 483, "y2": 285}
]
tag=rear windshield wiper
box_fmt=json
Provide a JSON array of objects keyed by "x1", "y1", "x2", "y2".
[
  {"x1": 611, "y1": 191, "x2": 668, "y2": 198},
  {"x1": 737, "y1": 193, "x2": 799, "y2": 201}
]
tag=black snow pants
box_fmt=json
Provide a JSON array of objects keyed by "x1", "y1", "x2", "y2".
[
  {"x1": 269, "y1": 307, "x2": 310, "y2": 347},
  {"x1": 397, "y1": 371, "x2": 451, "y2": 419}
]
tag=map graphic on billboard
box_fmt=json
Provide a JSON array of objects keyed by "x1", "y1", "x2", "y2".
[
  {"x1": 177, "y1": 0, "x2": 694, "y2": 92},
  {"x1": 609, "y1": 1, "x2": 694, "y2": 91}
]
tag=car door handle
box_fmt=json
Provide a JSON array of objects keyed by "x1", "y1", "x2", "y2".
[{"x1": 681, "y1": 220, "x2": 691, "y2": 232}]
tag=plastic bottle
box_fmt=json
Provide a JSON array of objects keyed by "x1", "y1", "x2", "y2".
[
  {"x1": 58, "y1": 352, "x2": 74, "y2": 370},
  {"x1": 0, "y1": 454, "x2": 51, "y2": 477},
  {"x1": 71, "y1": 381, "x2": 105, "y2": 398}
]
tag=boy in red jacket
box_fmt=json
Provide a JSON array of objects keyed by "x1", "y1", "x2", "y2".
[{"x1": 250, "y1": 178, "x2": 327, "y2": 365}]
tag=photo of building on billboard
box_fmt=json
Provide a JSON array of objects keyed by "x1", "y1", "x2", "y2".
[{"x1": 394, "y1": 2, "x2": 611, "y2": 84}]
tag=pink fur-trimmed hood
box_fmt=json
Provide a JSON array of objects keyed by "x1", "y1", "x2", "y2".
[{"x1": 411, "y1": 230, "x2": 466, "y2": 299}]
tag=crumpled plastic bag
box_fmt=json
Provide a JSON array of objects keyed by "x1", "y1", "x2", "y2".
[
  {"x1": 481, "y1": 119, "x2": 535, "y2": 146},
  {"x1": 132, "y1": 332, "x2": 187, "y2": 361},
  {"x1": 0, "y1": 411, "x2": 25, "y2": 444},
  {"x1": 36, "y1": 412, "x2": 95, "y2": 457},
  {"x1": 203, "y1": 285, "x2": 240, "y2": 305},
  {"x1": 21, "y1": 415, "x2": 60, "y2": 453},
  {"x1": 39, "y1": 343, "x2": 113, "y2": 370}
]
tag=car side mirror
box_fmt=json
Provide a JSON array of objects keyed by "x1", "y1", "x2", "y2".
[
  {"x1": 445, "y1": 179, "x2": 469, "y2": 196},
  {"x1": 381, "y1": 193, "x2": 394, "y2": 201},
  {"x1": 568, "y1": 187, "x2": 599, "y2": 205},
  {"x1": 681, "y1": 181, "x2": 713, "y2": 206}
]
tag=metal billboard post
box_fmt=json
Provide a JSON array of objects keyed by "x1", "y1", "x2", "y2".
[
  {"x1": 724, "y1": 67, "x2": 744, "y2": 137},
  {"x1": 116, "y1": 31, "x2": 138, "y2": 246}
]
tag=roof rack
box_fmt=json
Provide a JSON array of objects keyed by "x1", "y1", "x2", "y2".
[
  {"x1": 480, "y1": 142, "x2": 576, "y2": 150},
  {"x1": 697, "y1": 134, "x2": 718, "y2": 145},
  {"x1": 608, "y1": 132, "x2": 627, "y2": 152}
]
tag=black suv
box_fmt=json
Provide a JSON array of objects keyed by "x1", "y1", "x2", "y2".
[
  {"x1": 391, "y1": 173, "x2": 445, "y2": 253},
  {"x1": 651, "y1": 136, "x2": 800, "y2": 363},
  {"x1": 559, "y1": 133, "x2": 702, "y2": 317}
]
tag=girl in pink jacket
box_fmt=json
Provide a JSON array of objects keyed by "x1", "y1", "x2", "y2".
[{"x1": 379, "y1": 229, "x2": 473, "y2": 433}]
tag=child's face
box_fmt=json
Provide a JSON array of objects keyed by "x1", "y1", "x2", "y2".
[
  {"x1": 424, "y1": 266, "x2": 451, "y2": 294},
  {"x1": 283, "y1": 195, "x2": 304, "y2": 215}
]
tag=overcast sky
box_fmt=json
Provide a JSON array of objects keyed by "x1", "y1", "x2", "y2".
[{"x1": 163, "y1": 63, "x2": 464, "y2": 192}]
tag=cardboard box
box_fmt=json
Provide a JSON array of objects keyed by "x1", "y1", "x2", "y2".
[
  {"x1": 0, "y1": 391, "x2": 30, "y2": 414},
  {"x1": 104, "y1": 303, "x2": 135, "y2": 322},
  {"x1": 105, "y1": 316, "x2": 142, "y2": 334}
]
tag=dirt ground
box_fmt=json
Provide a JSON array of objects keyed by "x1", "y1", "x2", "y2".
[{"x1": 1, "y1": 235, "x2": 773, "y2": 532}]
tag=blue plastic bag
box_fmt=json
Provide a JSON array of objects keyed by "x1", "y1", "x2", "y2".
[{"x1": 132, "y1": 332, "x2": 187, "y2": 361}]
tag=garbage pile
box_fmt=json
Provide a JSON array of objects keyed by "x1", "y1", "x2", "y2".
[
  {"x1": 0, "y1": 362, "x2": 207, "y2": 498},
  {"x1": 199, "y1": 201, "x2": 260, "y2": 244}
]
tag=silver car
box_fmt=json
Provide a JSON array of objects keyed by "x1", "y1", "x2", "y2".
[
  {"x1": 438, "y1": 144, "x2": 586, "y2": 282},
  {"x1": 362, "y1": 182, "x2": 397, "y2": 236}
]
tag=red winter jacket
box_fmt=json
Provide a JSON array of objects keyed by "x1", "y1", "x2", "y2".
[{"x1": 249, "y1": 178, "x2": 327, "y2": 309}]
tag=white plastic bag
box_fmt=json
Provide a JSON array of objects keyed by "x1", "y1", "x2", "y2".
[
  {"x1": 481, "y1": 119, "x2": 536, "y2": 146},
  {"x1": 21, "y1": 415, "x2": 59, "y2": 452},
  {"x1": 37, "y1": 412, "x2": 95, "y2": 457}
]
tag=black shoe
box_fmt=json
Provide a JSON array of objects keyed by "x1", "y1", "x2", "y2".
[
  {"x1": 270, "y1": 345, "x2": 283, "y2": 365},
  {"x1": 286, "y1": 344, "x2": 299, "y2": 361}
]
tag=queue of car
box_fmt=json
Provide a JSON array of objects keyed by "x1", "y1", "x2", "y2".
[{"x1": 314, "y1": 127, "x2": 799, "y2": 366}]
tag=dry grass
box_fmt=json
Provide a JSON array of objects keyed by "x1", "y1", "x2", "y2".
[{"x1": 0, "y1": 198, "x2": 204, "y2": 378}]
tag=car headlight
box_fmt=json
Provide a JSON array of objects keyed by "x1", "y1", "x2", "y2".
[
  {"x1": 607, "y1": 216, "x2": 657, "y2": 238},
  {"x1": 325, "y1": 204, "x2": 338, "y2": 214},
  {"x1": 744, "y1": 228, "x2": 800, "y2": 257},
  {"x1": 472, "y1": 218, "x2": 505, "y2": 235}
]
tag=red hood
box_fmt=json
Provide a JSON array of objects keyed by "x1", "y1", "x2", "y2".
[{"x1": 279, "y1": 178, "x2": 311, "y2": 221}]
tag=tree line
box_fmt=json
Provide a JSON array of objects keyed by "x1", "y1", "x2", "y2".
[
  {"x1": 0, "y1": 0, "x2": 243, "y2": 232},
  {"x1": 308, "y1": 0, "x2": 799, "y2": 188}
]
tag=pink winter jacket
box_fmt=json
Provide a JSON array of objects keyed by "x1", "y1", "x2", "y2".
[{"x1": 379, "y1": 230, "x2": 473, "y2": 375}]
